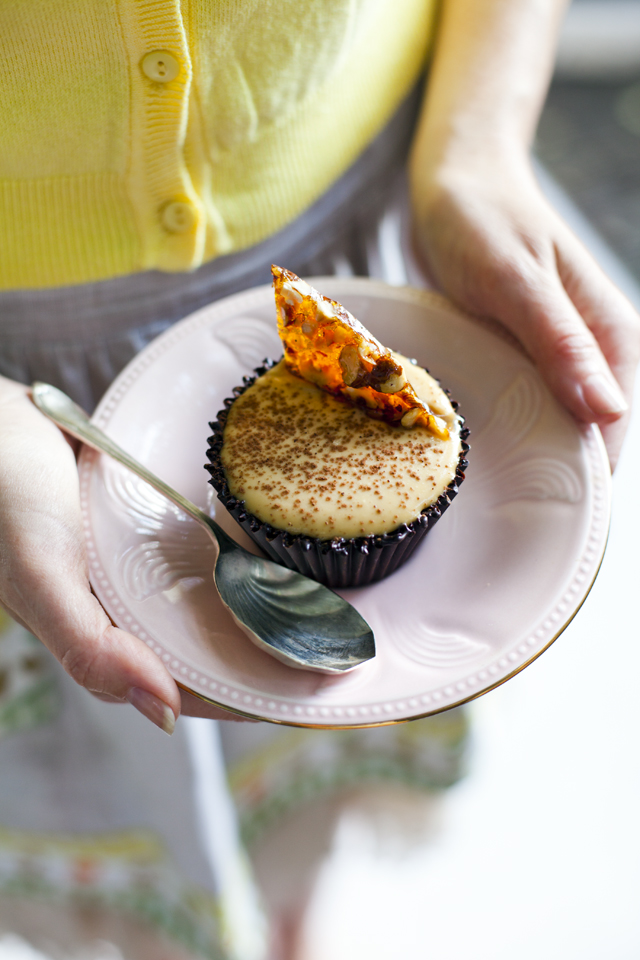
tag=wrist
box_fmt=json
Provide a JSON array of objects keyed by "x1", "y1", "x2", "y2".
[{"x1": 409, "y1": 134, "x2": 534, "y2": 216}]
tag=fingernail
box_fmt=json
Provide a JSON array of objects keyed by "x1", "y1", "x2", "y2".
[
  {"x1": 90, "y1": 692, "x2": 125, "y2": 703},
  {"x1": 127, "y1": 688, "x2": 176, "y2": 735},
  {"x1": 583, "y1": 373, "x2": 628, "y2": 417}
]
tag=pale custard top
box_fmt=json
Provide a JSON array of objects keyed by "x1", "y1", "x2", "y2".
[{"x1": 221, "y1": 353, "x2": 461, "y2": 540}]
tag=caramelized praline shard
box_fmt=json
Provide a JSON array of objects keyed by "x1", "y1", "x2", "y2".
[
  {"x1": 205, "y1": 359, "x2": 469, "y2": 588},
  {"x1": 272, "y1": 264, "x2": 450, "y2": 438}
]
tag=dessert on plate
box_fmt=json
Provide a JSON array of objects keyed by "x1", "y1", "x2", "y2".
[{"x1": 206, "y1": 267, "x2": 469, "y2": 587}]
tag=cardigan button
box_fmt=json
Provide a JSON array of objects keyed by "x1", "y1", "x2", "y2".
[
  {"x1": 161, "y1": 201, "x2": 197, "y2": 234},
  {"x1": 141, "y1": 50, "x2": 180, "y2": 83}
]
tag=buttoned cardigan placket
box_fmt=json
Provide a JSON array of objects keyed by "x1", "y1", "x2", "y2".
[{"x1": 118, "y1": 0, "x2": 208, "y2": 272}]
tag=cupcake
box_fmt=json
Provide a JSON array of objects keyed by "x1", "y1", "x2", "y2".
[{"x1": 206, "y1": 267, "x2": 469, "y2": 587}]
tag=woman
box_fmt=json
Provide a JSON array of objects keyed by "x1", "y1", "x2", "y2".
[{"x1": 0, "y1": 1, "x2": 638, "y2": 957}]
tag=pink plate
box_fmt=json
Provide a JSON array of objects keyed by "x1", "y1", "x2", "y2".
[{"x1": 79, "y1": 279, "x2": 611, "y2": 728}]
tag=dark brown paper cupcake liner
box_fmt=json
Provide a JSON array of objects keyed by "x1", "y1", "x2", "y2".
[{"x1": 205, "y1": 359, "x2": 469, "y2": 588}]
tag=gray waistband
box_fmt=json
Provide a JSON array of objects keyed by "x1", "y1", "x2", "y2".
[{"x1": 0, "y1": 85, "x2": 422, "y2": 344}]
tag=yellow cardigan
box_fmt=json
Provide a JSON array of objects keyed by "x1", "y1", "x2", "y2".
[{"x1": 0, "y1": 0, "x2": 437, "y2": 290}]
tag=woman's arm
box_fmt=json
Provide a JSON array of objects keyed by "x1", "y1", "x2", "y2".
[{"x1": 410, "y1": 0, "x2": 640, "y2": 466}]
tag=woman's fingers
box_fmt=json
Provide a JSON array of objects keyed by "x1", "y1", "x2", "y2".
[
  {"x1": 0, "y1": 382, "x2": 182, "y2": 733},
  {"x1": 554, "y1": 228, "x2": 640, "y2": 396},
  {"x1": 11, "y1": 556, "x2": 182, "y2": 734},
  {"x1": 553, "y1": 229, "x2": 640, "y2": 466},
  {"x1": 491, "y1": 261, "x2": 628, "y2": 425},
  {"x1": 412, "y1": 176, "x2": 640, "y2": 467},
  {"x1": 486, "y1": 223, "x2": 640, "y2": 470},
  {"x1": 0, "y1": 382, "x2": 247, "y2": 729},
  {"x1": 10, "y1": 520, "x2": 249, "y2": 728}
]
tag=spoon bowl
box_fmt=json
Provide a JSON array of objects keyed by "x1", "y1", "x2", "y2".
[{"x1": 32, "y1": 382, "x2": 376, "y2": 674}]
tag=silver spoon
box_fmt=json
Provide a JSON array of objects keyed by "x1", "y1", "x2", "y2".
[{"x1": 32, "y1": 382, "x2": 375, "y2": 674}]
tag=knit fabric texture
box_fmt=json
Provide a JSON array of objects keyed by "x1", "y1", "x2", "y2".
[{"x1": 0, "y1": 0, "x2": 437, "y2": 290}]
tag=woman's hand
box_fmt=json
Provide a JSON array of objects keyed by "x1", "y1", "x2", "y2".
[
  {"x1": 0, "y1": 377, "x2": 243, "y2": 730},
  {"x1": 410, "y1": 157, "x2": 640, "y2": 467},
  {"x1": 409, "y1": 0, "x2": 640, "y2": 468}
]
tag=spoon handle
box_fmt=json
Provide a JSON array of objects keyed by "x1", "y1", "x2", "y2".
[{"x1": 31, "y1": 382, "x2": 234, "y2": 548}]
